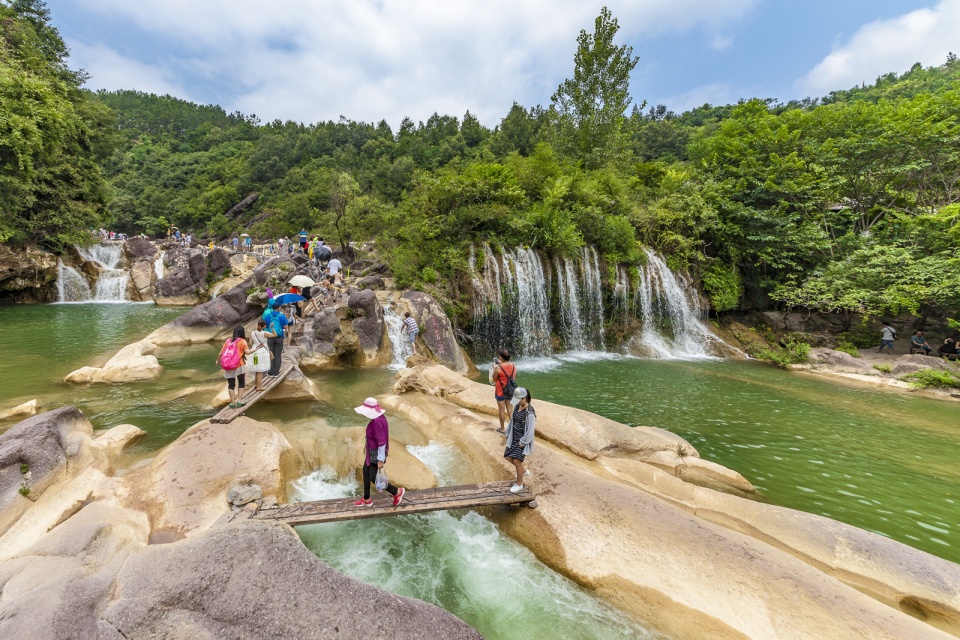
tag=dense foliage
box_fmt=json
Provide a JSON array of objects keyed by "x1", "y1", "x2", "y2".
[
  {"x1": 0, "y1": 0, "x2": 113, "y2": 251},
  {"x1": 3, "y1": 4, "x2": 959, "y2": 321}
]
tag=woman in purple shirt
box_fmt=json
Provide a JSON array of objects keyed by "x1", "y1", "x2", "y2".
[{"x1": 353, "y1": 397, "x2": 406, "y2": 507}]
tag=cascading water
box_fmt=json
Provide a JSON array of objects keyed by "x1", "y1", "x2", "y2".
[
  {"x1": 633, "y1": 249, "x2": 720, "y2": 358},
  {"x1": 74, "y1": 243, "x2": 129, "y2": 302},
  {"x1": 383, "y1": 304, "x2": 415, "y2": 369},
  {"x1": 56, "y1": 261, "x2": 93, "y2": 302},
  {"x1": 470, "y1": 243, "x2": 731, "y2": 360},
  {"x1": 154, "y1": 252, "x2": 165, "y2": 280}
]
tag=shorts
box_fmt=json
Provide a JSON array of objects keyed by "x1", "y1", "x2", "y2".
[
  {"x1": 880, "y1": 339, "x2": 894, "y2": 349},
  {"x1": 408, "y1": 330, "x2": 419, "y2": 344},
  {"x1": 495, "y1": 393, "x2": 510, "y2": 402}
]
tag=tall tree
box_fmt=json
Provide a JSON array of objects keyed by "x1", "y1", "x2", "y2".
[{"x1": 550, "y1": 7, "x2": 640, "y2": 168}]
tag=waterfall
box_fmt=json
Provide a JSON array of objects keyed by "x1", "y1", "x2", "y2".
[
  {"x1": 581, "y1": 246, "x2": 606, "y2": 350},
  {"x1": 633, "y1": 249, "x2": 718, "y2": 358},
  {"x1": 612, "y1": 266, "x2": 630, "y2": 321},
  {"x1": 383, "y1": 305, "x2": 414, "y2": 369},
  {"x1": 154, "y1": 252, "x2": 165, "y2": 280},
  {"x1": 505, "y1": 247, "x2": 552, "y2": 356},
  {"x1": 75, "y1": 243, "x2": 129, "y2": 302},
  {"x1": 56, "y1": 261, "x2": 93, "y2": 302},
  {"x1": 554, "y1": 255, "x2": 585, "y2": 351}
]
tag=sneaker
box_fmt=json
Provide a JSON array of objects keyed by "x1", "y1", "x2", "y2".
[
  {"x1": 353, "y1": 498, "x2": 372, "y2": 507},
  {"x1": 510, "y1": 483, "x2": 524, "y2": 494},
  {"x1": 392, "y1": 487, "x2": 405, "y2": 507}
]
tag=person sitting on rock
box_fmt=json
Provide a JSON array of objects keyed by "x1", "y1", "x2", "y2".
[
  {"x1": 938, "y1": 338, "x2": 957, "y2": 360},
  {"x1": 911, "y1": 331, "x2": 932, "y2": 355}
]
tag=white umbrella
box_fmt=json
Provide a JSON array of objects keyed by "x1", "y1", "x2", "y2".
[
  {"x1": 289, "y1": 275, "x2": 316, "y2": 287},
  {"x1": 240, "y1": 233, "x2": 250, "y2": 237}
]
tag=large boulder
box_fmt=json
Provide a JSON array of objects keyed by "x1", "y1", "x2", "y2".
[
  {"x1": 153, "y1": 247, "x2": 230, "y2": 304},
  {"x1": 808, "y1": 347, "x2": 873, "y2": 373},
  {"x1": 349, "y1": 289, "x2": 388, "y2": 363},
  {"x1": 123, "y1": 237, "x2": 157, "y2": 261},
  {"x1": 123, "y1": 417, "x2": 300, "y2": 536},
  {"x1": 0, "y1": 408, "x2": 94, "y2": 536},
  {"x1": 0, "y1": 244, "x2": 58, "y2": 303},
  {"x1": 400, "y1": 290, "x2": 473, "y2": 374},
  {"x1": 64, "y1": 339, "x2": 161, "y2": 384},
  {"x1": 149, "y1": 285, "x2": 258, "y2": 346},
  {"x1": 893, "y1": 354, "x2": 960, "y2": 376}
]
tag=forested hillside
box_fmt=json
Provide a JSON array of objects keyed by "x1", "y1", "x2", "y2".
[{"x1": 3, "y1": 3, "x2": 959, "y2": 321}]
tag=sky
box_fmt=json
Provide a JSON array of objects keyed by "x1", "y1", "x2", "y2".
[{"x1": 45, "y1": 0, "x2": 960, "y2": 128}]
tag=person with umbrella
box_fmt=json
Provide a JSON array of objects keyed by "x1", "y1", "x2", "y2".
[
  {"x1": 289, "y1": 275, "x2": 318, "y2": 316},
  {"x1": 353, "y1": 397, "x2": 405, "y2": 508}
]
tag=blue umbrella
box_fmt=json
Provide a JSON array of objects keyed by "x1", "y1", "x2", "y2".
[{"x1": 272, "y1": 293, "x2": 305, "y2": 306}]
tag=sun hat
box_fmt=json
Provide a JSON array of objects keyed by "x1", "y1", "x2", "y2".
[
  {"x1": 355, "y1": 397, "x2": 386, "y2": 419},
  {"x1": 509, "y1": 387, "x2": 528, "y2": 406}
]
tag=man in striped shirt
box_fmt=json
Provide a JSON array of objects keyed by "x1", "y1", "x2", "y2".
[{"x1": 403, "y1": 312, "x2": 419, "y2": 355}]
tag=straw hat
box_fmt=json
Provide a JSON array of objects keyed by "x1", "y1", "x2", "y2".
[{"x1": 354, "y1": 397, "x2": 386, "y2": 419}]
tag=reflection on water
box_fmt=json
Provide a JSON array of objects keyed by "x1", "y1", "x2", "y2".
[
  {"x1": 516, "y1": 356, "x2": 960, "y2": 564},
  {"x1": 294, "y1": 446, "x2": 654, "y2": 640}
]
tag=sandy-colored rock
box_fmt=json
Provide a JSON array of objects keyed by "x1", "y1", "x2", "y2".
[
  {"x1": 123, "y1": 417, "x2": 300, "y2": 536},
  {"x1": 210, "y1": 366, "x2": 325, "y2": 409},
  {"x1": 129, "y1": 260, "x2": 154, "y2": 300},
  {"x1": 394, "y1": 363, "x2": 699, "y2": 463},
  {"x1": 382, "y1": 392, "x2": 955, "y2": 640},
  {"x1": 64, "y1": 338, "x2": 161, "y2": 384},
  {"x1": 809, "y1": 347, "x2": 873, "y2": 373},
  {"x1": 0, "y1": 399, "x2": 38, "y2": 421}
]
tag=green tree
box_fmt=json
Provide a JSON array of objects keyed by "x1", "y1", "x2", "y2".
[{"x1": 550, "y1": 6, "x2": 640, "y2": 167}]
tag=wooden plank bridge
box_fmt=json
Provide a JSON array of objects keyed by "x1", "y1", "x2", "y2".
[
  {"x1": 211, "y1": 362, "x2": 295, "y2": 424},
  {"x1": 252, "y1": 481, "x2": 536, "y2": 526}
]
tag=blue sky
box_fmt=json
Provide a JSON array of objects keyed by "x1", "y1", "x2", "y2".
[{"x1": 46, "y1": 0, "x2": 959, "y2": 127}]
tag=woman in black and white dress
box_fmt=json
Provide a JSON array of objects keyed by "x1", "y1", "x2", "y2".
[{"x1": 503, "y1": 387, "x2": 535, "y2": 494}]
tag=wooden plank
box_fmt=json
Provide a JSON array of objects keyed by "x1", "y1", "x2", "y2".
[
  {"x1": 253, "y1": 481, "x2": 534, "y2": 526},
  {"x1": 210, "y1": 363, "x2": 295, "y2": 423}
]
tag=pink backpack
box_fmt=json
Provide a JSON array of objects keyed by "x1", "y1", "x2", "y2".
[{"x1": 220, "y1": 339, "x2": 243, "y2": 370}]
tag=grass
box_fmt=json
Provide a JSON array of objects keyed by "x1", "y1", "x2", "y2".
[
  {"x1": 753, "y1": 340, "x2": 811, "y2": 369},
  {"x1": 873, "y1": 363, "x2": 893, "y2": 373},
  {"x1": 900, "y1": 368, "x2": 960, "y2": 389}
]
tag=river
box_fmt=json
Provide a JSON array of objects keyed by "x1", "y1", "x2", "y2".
[{"x1": 2, "y1": 304, "x2": 959, "y2": 636}]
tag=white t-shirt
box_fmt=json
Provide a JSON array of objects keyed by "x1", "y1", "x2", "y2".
[
  {"x1": 881, "y1": 326, "x2": 897, "y2": 341},
  {"x1": 328, "y1": 258, "x2": 342, "y2": 275}
]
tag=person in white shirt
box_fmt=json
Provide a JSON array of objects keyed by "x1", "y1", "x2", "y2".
[{"x1": 327, "y1": 258, "x2": 343, "y2": 285}]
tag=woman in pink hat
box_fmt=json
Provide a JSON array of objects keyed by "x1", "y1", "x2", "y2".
[{"x1": 353, "y1": 397, "x2": 405, "y2": 507}]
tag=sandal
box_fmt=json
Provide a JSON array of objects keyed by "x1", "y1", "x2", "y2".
[
  {"x1": 496, "y1": 428, "x2": 505, "y2": 435},
  {"x1": 236, "y1": 401, "x2": 247, "y2": 407}
]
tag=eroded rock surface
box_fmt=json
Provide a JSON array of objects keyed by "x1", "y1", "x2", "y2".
[{"x1": 400, "y1": 290, "x2": 472, "y2": 374}]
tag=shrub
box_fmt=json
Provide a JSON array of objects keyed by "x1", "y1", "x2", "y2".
[
  {"x1": 753, "y1": 340, "x2": 810, "y2": 369},
  {"x1": 901, "y1": 369, "x2": 960, "y2": 388},
  {"x1": 873, "y1": 363, "x2": 893, "y2": 373},
  {"x1": 701, "y1": 262, "x2": 742, "y2": 312},
  {"x1": 834, "y1": 340, "x2": 861, "y2": 358}
]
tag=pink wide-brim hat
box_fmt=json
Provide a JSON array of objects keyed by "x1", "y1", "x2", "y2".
[{"x1": 354, "y1": 397, "x2": 385, "y2": 420}]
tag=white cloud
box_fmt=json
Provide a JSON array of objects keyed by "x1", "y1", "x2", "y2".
[
  {"x1": 61, "y1": 0, "x2": 759, "y2": 127},
  {"x1": 709, "y1": 35, "x2": 733, "y2": 51},
  {"x1": 67, "y1": 41, "x2": 193, "y2": 99},
  {"x1": 798, "y1": 0, "x2": 960, "y2": 96}
]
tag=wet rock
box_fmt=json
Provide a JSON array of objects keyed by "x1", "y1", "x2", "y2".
[
  {"x1": 0, "y1": 400, "x2": 38, "y2": 421},
  {"x1": 349, "y1": 289, "x2": 385, "y2": 352},
  {"x1": 401, "y1": 291, "x2": 472, "y2": 374}
]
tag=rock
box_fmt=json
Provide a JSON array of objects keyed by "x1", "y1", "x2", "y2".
[
  {"x1": 892, "y1": 354, "x2": 959, "y2": 376},
  {"x1": 809, "y1": 347, "x2": 872, "y2": 372},
  {"x1": 349, "y1": 289, "x2": 388, "y2": 359},
  {"x1": 148, "y1": 285, "x2": 258, "y2": 346},
  {"x1": 0, "y1": 400, "x2": 38, "y2": 421},
  {"x1": 224, "y1": 192, "x2": 259, "y2": 219},
  {"x1": 65, "y1": 339, "x2": 161, "y2": 384},
  {"x1": 0, "y1": 244, "x2": 58, "y2": 303},
  {"x1": 400, "y1": 290, "x2": 473, "y2": 374},
  {"x1": 211, "y1": 367, "x2": 325, "y2": 408},
  {"x1": 129, "y1": 260, "x2": 154, "y2": 299},
  {"x1": 227, "y1": 483, "x2": 262, "y2": 507},
  {"x1": 0, "y1": 407, "x2": 94, "y2": 536},
  {"x1": 123, "y1": 237, "x2": 157, "y2": 261},
  {"x1": 355, "y1": 274, "x2": 385, "y2": 290},
  {"x1": 207, "y1": 247, "x2": 230, "y2": 274},
  {"x1": 394, "y1": 363, "x2": 693, "y2": 462},
  {"x1": 677, "y1": 456, "x2": 755, "y2": 495},
  {"x1": 102, "y1": 520, "x2": 480, "y2": 640},
  {"x1": 123, "y1": 417, "x2": 300, "y2": 535},
  {"x1": 383, "y1": 392, "x2": 957, "y2": 640}
]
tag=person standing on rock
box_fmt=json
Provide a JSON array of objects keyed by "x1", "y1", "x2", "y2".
[
  {"x1": 878, "y1": 322, "x2": 897, "y2": 354},
  {"x1": 248, "y1": 319, "x2": 276, "y2": 391},
  {"x1": 504, "y1": 387, "x2": 535, "y2": 494},
  {"x1": 353, "y1": 398, "x2": 405, "y2": 508},
  {"x1": 489, "y1": 349, "x2": 517, "y2": 434},
  {"x1": 403, "y1": 312, "x2": 419, "y2": 355},
  {"x1": 218, "y1": 325, "x2": 249, "y2": 408},
  {"x1": 264, "y1": 301, "x2": 289, "y2": 377}
]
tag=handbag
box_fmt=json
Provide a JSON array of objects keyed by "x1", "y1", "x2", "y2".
[{"x1": 375, "y1": 468, "x2": 389, "y2": 493}]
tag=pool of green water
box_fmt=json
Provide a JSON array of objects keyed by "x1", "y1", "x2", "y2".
[{"x1": 513, "y1": 354, "x2": 960, "y2": 564}]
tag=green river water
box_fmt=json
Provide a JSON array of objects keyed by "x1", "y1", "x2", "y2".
[{"x1": 2, "y1": 304, "x2": 959, "y2": 638}]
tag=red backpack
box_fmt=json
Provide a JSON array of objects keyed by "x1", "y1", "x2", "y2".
[{"x1": 220, "y1": 339, "x2": 243, "y2": 370}]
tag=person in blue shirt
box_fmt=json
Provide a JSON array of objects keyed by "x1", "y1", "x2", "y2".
[
  {"x1": 264, "y1": 302, "x2": 290, "y2": 376},
  {"x1": 299, "y1": 229, "x2": 308, "y2": 253}
]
